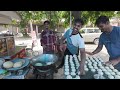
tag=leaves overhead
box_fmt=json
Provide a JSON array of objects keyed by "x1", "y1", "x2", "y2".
[{"x1": 17, "y1": 11, "x2": 116, "y2": 30}]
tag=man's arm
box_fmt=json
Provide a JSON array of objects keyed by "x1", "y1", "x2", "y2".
[
  {"x1": 79, "y1": 48, "x2": 86, "y2": 75},
  {"x1": 106, "y1": 57, "x2": 120, "y2": 66},
  {"x1": 116, "y1": 57, "x2": 120, "y2": 62},
  {"x1": 59, "y1": 36, "x2": 66, "y2": 51},
  {"x1": 59, "y1": 29, "x2": 69, "y2": 45},
  {"x1": 40, "y1": 32, "x2": 44, "y2": 46},
  {"x1": 59, "y1": 36, "x2": 66, "y2": 45},
  {"x1": 86, "y1": 44, "x2": 103, "y2": 55}
]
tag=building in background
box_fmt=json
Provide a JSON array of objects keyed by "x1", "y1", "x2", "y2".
[{"x1": 0, "y1": 11, "x2": 21, "y2": 35}]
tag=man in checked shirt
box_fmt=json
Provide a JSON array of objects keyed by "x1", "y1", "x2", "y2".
[{"x1": 40, "y1": 20, "x2": 57, "y2": 54}]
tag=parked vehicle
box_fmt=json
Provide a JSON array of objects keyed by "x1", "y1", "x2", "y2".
[{"x1": 80, "y1": 28, "x2": 102, "y2": 44}]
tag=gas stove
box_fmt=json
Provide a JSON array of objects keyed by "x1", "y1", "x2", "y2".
[
  {"x1": 33, "y1": 65, "x2": 56, "y2": 79},
  {"x1": 31, "y1": 54, "x2": 59, "y2": 79}
]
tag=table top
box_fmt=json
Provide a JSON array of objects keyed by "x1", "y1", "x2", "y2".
[{"x1": 3, "y1": 67, "x2": 30, "y2": 79}]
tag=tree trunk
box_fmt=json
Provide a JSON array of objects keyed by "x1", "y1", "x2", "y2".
[
  {"x1": 29, "y1": 20, "x2": 33, "y2": 32},
  {"x1": 72, "y1": 11, "x2": 81, "y2": 20},
  {"x1": 49, "y1": 11, "x2": 52, "y2": 22},
  {"x1": 70, "y1": 11, "x2": 72, "y2": 27}
]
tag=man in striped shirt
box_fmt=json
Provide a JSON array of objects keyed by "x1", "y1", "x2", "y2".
[{"x1": 40, "y1": 20, "x2": 57, "y2": 54}]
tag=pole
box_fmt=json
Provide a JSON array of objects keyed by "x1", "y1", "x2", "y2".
[
  {"x1": 70, "y1": 11, "x2": 72, "y2": 28},
  {"x1": 29, "y1": 20, "x2": 33, "y2": 32}
]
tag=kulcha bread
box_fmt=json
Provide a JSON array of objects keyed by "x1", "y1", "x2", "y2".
[
  {"x1": 35, "y1": 63, "x2": 43, "y2": 66},
  {"x1": 13, "y1": 61, "x2": 23, "y2": 68},
  {"x1": 3, "y1": 61, "x2": 14, "y2": 69}
]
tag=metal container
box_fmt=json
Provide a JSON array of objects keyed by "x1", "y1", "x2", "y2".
[{"x1": 25, "y1": 48, "x2": 33, "y2": 57}]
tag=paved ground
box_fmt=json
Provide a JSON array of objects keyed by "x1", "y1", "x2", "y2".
[
  {"x1": 14, "y1": 37, "x2": 109, "y2": 79},
  {"x1": 85, "y1": 43, "x2": 109, "y2": 62}
]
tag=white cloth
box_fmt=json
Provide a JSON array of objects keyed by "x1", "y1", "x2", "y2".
[{"x1": 70, "y1": 33, "x2": 85, "y2": 48}]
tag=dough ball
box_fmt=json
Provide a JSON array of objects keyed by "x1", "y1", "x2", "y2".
[
  {"x1": 3, "y1": 61, "x2": 14, "y2": 69},
  {"x1": 13, "y1": 61, "x2": 23, "y2": 68},
  {"x1": 35, "y1": 63, "x2": 43, "y2": 66}
]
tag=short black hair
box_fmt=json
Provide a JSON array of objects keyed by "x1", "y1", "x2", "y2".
[
  {"x1": 95, "y1": 16, "x2": 110, "y2": 25},
  {"x1": 74, "y1": 18, "x2": 84, "y2": 26},
  {"x1": 44, "y1": 20, "x2": 50, "y2": 25}
]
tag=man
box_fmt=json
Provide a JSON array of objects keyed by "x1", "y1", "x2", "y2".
[
  {"x1": 40, "y1": 20, "x2": 58, "y2": 73},
  {"x1": 40, "y1": 20, "x2": 57, "y2": 54},
  {"x1": 86, "y1": 16, "x2": 120, "y2": 71},
  {"x1": 57, "y1": 18, "x2": 86, "y2": 75}
]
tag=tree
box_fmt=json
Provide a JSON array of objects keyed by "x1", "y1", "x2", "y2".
[
  {"x1": 17, "y1": 11, "x2": 116, "y2": 34},
  {"x1": 113, "y1": 11, "x2": 120, "y2": 26},
  {"x1": 17, "y1": 11, "x2": 67, "y2": 32},
  {"x1": 71, "y1": 11, "x2": 115, "y2": 25},
  {"x1": 72, "y1": 11, "x2": 81, "y2": 19},
  {"x1": 83, "y1": 11, "x2": 115, "y2": 25},
  {"x1": 17, "y1": 11, "x2": 44, "y2": 36}
]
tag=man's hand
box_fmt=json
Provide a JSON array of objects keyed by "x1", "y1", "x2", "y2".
[
  {"x1": 85, "y1": 51, "x2": 94, "y2": 55},
  {"x1": 54, "y1": 45, "x2": 58, "y2": 54},
  {"x1": 59, "y1": 45, "x2": 63, "y2": 52},
  {"x1": 105, "y1": 59, "x2": 120, "y2": 66},
  {"x1": 42, "y1": 45, "x2": 46, "y2": 49}
]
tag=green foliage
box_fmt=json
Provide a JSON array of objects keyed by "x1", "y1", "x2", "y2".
[
  {"x1": 3, "y1": 25, "x2": 9, "y2": 28},
  {"x1": 17, "y1": 11, "x2": 68, "y2": 31},
  {"x1": 81, "y1": 11, "x2": 115, "y2": 25},
  {"x1": 114, "y1": 11, "x2": 120, "y2": 18},
  {"x1": 17, "y1": 11, "x2": 116, "y2": 33}
]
